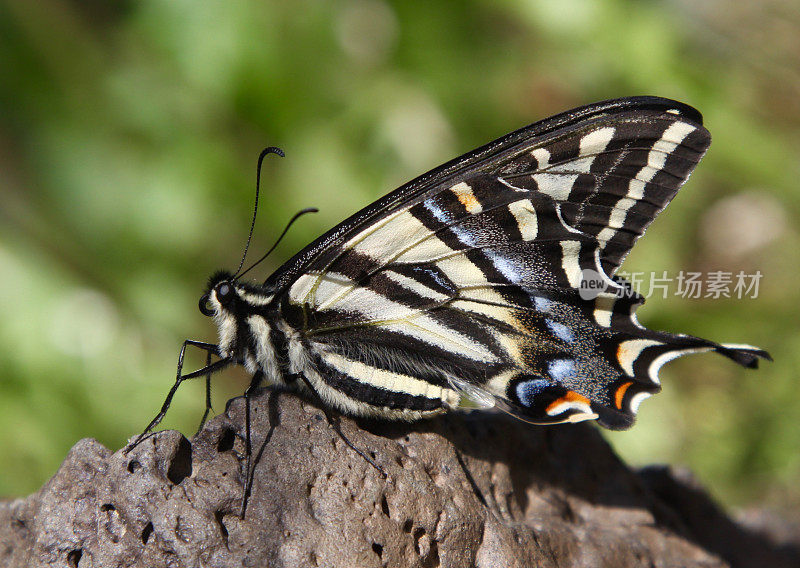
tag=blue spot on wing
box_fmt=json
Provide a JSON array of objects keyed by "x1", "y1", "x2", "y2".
[
  {"x1": 487, "y1": 252, "x2": 522, "y2": 284},
  {"x1": 451, "y1": 226, "x2": 476, "y2": 246},
  {"x1": 548, "y1": 359, "x2": 576, "y2": 382},
  {"x1": 423, "y1": 199, "x2": 452, "y2": 223},
  {"x1": 423, "y1": 199, "x2": 477, "y2": 246},
  {"x1": 533, "y1": 296, "x2": 553, "y2": 312},
  {"x1": 515, "y1": 378, "x2": 551, "y2": 407},
  {"x1": 546, "y1": 319, "x2": 575, "y2": 343}
]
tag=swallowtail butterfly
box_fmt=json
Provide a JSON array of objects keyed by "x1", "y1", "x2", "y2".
[{"x1": 131, "y1": 96, "x2": 769, "y2": 468}]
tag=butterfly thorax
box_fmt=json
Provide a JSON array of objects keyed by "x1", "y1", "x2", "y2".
[{"x1": 202, "y1": 270, "x2": 287, "y2": 384}]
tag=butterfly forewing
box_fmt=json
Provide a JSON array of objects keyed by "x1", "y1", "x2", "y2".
[{"x1": 266, "y1": 97, "x2": 768, "y2": 429}]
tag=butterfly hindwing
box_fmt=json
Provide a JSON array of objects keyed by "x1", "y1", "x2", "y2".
[{"x1": 269, "y1": 97, "x2": 769, "y2": 428}]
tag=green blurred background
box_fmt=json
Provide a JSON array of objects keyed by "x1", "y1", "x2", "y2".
[{"x1": 1, "y1": 0, "x2": 798, "y2": 511}]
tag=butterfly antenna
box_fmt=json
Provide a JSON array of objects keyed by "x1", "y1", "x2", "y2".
[
  {"x1": 237, "y1": 207, "x2": 319, "y2": 279},
  {"x1": 233, "y1": 146, "x2": 286, "y2": 279}
]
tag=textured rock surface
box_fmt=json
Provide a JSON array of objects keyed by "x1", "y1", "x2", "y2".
[{"x1": 1, "y1": 389, "x2": 798, "y2": 567}]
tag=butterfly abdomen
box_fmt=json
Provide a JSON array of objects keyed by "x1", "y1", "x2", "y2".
[{"x1": 303, "y1": 347, "x2": 461, "y2": 420}]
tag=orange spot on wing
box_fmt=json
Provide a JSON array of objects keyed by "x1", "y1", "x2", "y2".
[
  {"x1": 615, "y1": 381, "x2": 633, "y2": 409},
  {"x1": 458, "y1": 193, "x2": 480, "y2": 212},
  {"x1": 545, "y1": 390, "x2": 591, "y2": 414},
  {"x1": 450, "y1": 183, "x2": 482, "y2": 214}
]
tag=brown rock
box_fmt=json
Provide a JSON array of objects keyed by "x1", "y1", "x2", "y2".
[{"x1": 1, "y1": 388, "x2": 797, "y2": 567}]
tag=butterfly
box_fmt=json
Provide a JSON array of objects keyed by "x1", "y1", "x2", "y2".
[{"x1": 130, "y1": 96, "x2": 769, "y2": 473}]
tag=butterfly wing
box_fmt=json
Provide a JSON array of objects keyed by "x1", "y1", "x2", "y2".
[{"x1": 268, "y1": 97, "x2": 769, "y2": 428}]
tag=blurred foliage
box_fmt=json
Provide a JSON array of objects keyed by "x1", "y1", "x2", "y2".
[{"x1": 1, "y1": 0, "x2": 798, "y2": 510}]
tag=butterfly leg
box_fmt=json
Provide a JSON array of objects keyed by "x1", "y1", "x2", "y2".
[
  {"x1": 291, "y1": 373, "x2": 387, "y2": 479},
  {"x1": 193, "y1": 350, "x2": 214, "y2": 436},
  {"x1": 125, "y1": 340, "x2": 230, "y2": 454},
  {"x1": 240, "y1": 370, "x2": 264, "y2": 518}
]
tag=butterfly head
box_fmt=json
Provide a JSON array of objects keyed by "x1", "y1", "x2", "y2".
[
  {"x1": 199, "y1": 270, "x2": 276, "y2": 360},
  {"x1": 199, "y1": 270, "x2": 238, "y2": 318},
  {"x1": 198, "y1": 271, "x2": 238, "y2": 356}
]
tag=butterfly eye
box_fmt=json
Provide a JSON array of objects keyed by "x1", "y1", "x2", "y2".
[
  {"x1": 198, "y1": 294, "x2": 214, "y2": 317},
  {"x1": 216, "y1": 282, "x2": 234, "y2": 305}
]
